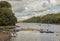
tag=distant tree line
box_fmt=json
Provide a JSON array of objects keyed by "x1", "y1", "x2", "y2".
[
  {"x1": 0, "y1": 1, "x2": 17, "y2": 26},
  {"x1": 22, "y1": 13, "x2": 60, "y2": 24}
]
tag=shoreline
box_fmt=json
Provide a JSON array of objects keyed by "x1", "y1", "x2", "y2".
[
  {"x1": 17, "y1": 22, "x2": 60, "y2": 25},
  {"x1": 0, "y1": 32, "x2": 12, "y2": 41},
  {"x1": 0, "y1": 26, "x2": 16, "y2": 41}
]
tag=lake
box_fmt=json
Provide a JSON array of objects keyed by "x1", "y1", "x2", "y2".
[{"x1": 11, "y1": 23, "x2": 60, "y2": 41}]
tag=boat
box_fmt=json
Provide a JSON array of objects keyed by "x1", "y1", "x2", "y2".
[
  {"x1": 40, "y1": 31, "x2": 54, "y2": 33},
  {"x1": 45, "y1": 31, "x2": 54, "y2": 33},
  {"x1": 40, "y1": 29, "x2": 54, "y2": 33}
]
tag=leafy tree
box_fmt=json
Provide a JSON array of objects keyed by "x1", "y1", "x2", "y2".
[
  {"x1": 0, "y1": 1, "x2": 11, "y2": 8},
  {"x1": 22, "y1": 13, "x2": 60, "y2": 24},
  {"x1": 0, "y1": 1, "x2": 17, "y2": 26}
]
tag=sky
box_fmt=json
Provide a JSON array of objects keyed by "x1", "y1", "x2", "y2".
[{"x1": 0, "y1": 0, "x2": 60, "y2": 21}]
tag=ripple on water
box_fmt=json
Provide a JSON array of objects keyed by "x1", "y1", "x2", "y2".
[{"x1": 11, "y1": 31, "x2": 59, "y2": 41}]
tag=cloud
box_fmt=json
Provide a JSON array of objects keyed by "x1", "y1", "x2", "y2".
[
  {"x1": 50, "y1": 0, "x2": 60, "y2": 6},
  {"x1": 55, "y1": 0, "x2": 60, "y2": 6},
  {"x1": 7, "y1": 0, "x2": 33, "y2": 13},
  {"x1": 7, "y1": 0, "x2": 51, "y2": 13},
  {"x1": 25, "y1": 0, "x2": 51, "y2": 12},
  {"x1": 52, "y1": 9, "x2": 60, "y2": 13},
  {"x1": 1, "y1": 0, "x2": 60, "y2": 21}
]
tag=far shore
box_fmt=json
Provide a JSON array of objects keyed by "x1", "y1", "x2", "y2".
[{"x1": 17, "y1": 22, "x2": 60, "y2": 25}]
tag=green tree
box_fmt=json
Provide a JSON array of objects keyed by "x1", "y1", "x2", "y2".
[
  {"x1": 0, "y1": 1, "x2": 11, "y2": 8},
  {"x1": 0, "y1": 1, "x2": 17, "y2": 26},
  {"x1": 22, "y1": 13, "x2": 60, "y2": 24}
]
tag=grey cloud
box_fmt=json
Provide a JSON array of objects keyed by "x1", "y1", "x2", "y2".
[
  {"x1": 50, "y1": 0, "x2": 60, "y2": 6},
  {"x1": 14, "y1": 7, "x2": 25, "y2": 13},
  {"x1": 7, "y1": 0, "x2": 60, "y2": 21}
]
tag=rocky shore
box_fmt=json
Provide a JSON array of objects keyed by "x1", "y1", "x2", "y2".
[
  {"x1": 0, "y1": 32, "x2": 12, "y2": 41},
  {"x1": 0, "y1": 26, "x2": 15, "y2": 41}
]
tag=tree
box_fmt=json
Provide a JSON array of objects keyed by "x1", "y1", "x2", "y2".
[
  {"x1": 0, "y1": 1, "x2": 17, "y2": 26},
  {"x1": 0, "y1": 1, "x2": 11, "y2": 8},
  {"x1": 22, "y1": 13, "x2": 60, "y2": 24}
]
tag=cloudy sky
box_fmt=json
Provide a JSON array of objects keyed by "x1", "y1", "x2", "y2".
[{"x1": 1, "y1": 0, "x2": 60, "y2": 21}]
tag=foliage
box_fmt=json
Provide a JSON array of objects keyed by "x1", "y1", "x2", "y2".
[
  {"x1": 0, "y1": 1, "x2": 11, "y2": 8},
  {"x1": 0, "y1": 1, "x2": 17, "y2": 26},
  {"x1": 22, "y1": 13, "x2": 60, "y2": 24}
]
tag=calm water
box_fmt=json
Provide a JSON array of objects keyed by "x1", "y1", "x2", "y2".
[{"x1": 11, "y1": 23, "x2": 60, "y2": 41}]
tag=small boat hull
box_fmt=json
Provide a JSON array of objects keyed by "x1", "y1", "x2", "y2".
[{"x1": 40, "y1": 31, "x2": 54, "y2": 33}]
